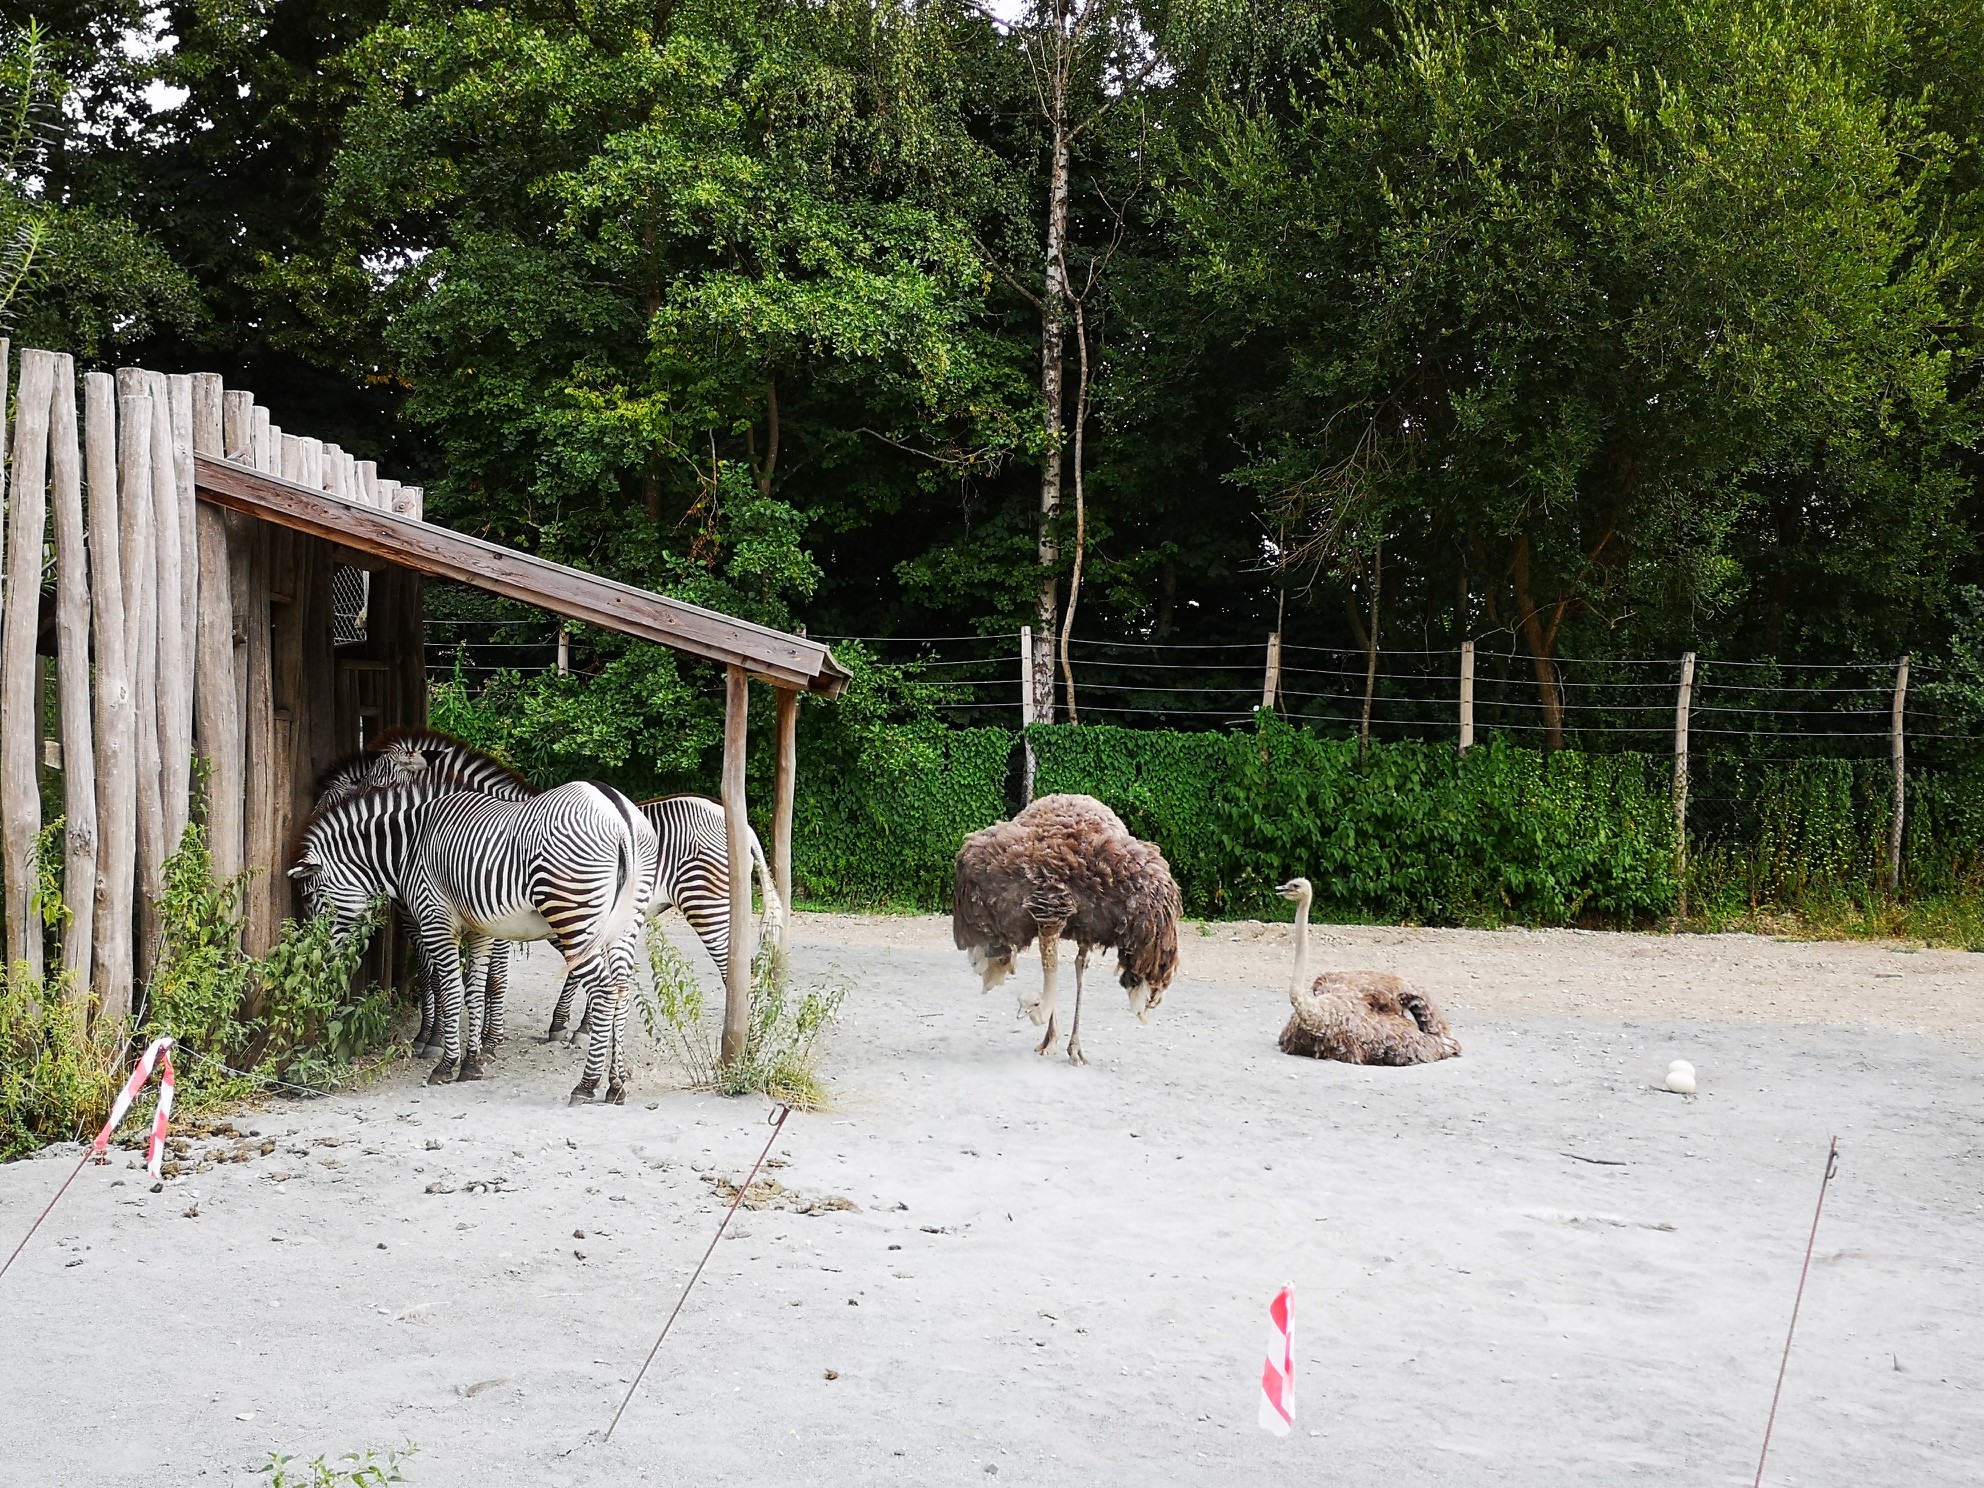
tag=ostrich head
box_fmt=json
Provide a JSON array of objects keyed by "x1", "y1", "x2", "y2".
[
  {"x1": 1276, "y1": 877, "x2": 1314, "y2": 904},
  {"x1": 1116, "y1": 877, "x2": 1181, "y2": 1023}
]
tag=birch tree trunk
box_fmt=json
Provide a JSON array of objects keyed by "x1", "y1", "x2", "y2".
[{"x1": 1033, "y1": 3, "x2": 1074, "y2": 726}]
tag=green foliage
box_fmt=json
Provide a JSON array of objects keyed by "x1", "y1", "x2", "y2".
[
  {"x1": 640, "y1": 931, "x2": 845, "y2": 1109},
  {"x1": 147, "y1": 817, "x2": 390, "y2": 1108},
  {"x1": 261, "y1": 1444, "x2": 416, "y2": 1488},
  {"x1": 787, "y1": 717, "x2": 1979, "y2": 933},
  {"x1": 0, "y1": 960, "x2": 121, "y2": 1160}
]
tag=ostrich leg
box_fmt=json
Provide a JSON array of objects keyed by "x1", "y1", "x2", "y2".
[
  {"x1": 1065, "y1": 946, "x2": 1090, "y2": 1066},
  {"x1": 1031, "y1": 924, "x2": 1064, "y2": 1054}
]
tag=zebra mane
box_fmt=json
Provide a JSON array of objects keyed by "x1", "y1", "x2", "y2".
[
  {"x1": 312, "y1": 728, "x2": 536, "y2": 808},
  {"x1": 370, "y1": 727, "x2": 537, "y2": 797},
  {"x1": 291, "y1": 777, "x2": 454, "y2": 868}
]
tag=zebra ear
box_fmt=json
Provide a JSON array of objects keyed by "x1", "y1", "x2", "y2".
[{"x1": 287, "y1": 856, "x2": 319, "y2": 880}]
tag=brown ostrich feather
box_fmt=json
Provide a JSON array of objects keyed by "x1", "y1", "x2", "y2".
[
  {"x1": 953, "y1": 793, "x2": 1182, "y2": 996},
  {"x1": 1279, "y1": 970, "x2": 1461, "y2": 1066}
]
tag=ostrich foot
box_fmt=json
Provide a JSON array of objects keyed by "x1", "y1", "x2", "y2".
[
  {"x1": 568, "y1": 1079, "x2": 597, "y2": 1107},
  {"x1": 426, "y1": 1058, "x2": 458, "y2": 1086},
  {"x1": 1035, "y1": 1016, "x2": 1060, "y2": 1056},
  {"x1": 1066, "y1": 1034, "x2": 1087, "y2": 1066}
]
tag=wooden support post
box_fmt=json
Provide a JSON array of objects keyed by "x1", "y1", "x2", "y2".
[
  {"x1": 149, "y1": 372, "x2": 193, "y2": 886},
  {"x1": 1673, "y1": 652, "x2": 1696, "y2": 919},
  {"x1": 1018, "y1": 624, "x2": 1036, "y2": 806},
  {"x1": 557, "y1": 627, "x2": 571, "y2": 676},
  {"x1": 773, "y1": 686, "x2": 798, "y2": 939},
  {"x1": 86, "y1": 372, "x2": 136, "y2": 1027},
  {"x1": 1888, "y1": 654, "x2": 1910, "y2": 898},
  {"x1": 193, "y1": 374, "x2": 243, "y2": 887},
  {"x1": 50, "y1": 356, "x2": 96, "y2": 1007},
  {"x1": 1261, "y1": 632, "x2": 1282, "y2": 714},
  {"x1": 121, "y1": 374, "x2": 165, "y2": 985},
  {"x1": 1458, "y1": 641, "x2": 1475, "y2": 755},
  {"x1": 271, "y1": 437, "x2": 310, "y2": 922},
  {"x1": 1, "y1": 345, "x2": 49, "y2": 980},
  {"x1": 720, "y1": 664, "x2": 752, "y2": 1067},
  {"x1": 394, "y1": 486, "x2": 426, "y2": 729}
]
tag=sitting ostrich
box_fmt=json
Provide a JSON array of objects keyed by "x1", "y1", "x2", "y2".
[
  {"x1": 952, "y1": 794, "x2": 1182, "y2": 1064},
  {"x1": 1275, "y1": 877, "x2": 1461, "y2": 1065}
]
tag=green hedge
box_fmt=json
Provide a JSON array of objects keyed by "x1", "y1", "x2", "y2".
[{"x1": 790, "y1": 718, "x2": 1982, "y2": 926}]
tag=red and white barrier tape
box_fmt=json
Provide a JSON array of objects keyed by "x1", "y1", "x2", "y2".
[
  {"x1": 92, "y1": 1035, "x2": 175, "y2": 1180},
  {"x1": 1258, "y1": 1283, "x2": 1294, "y2": 1436}
]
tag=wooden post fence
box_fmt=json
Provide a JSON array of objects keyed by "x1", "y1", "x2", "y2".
[
  {"x1": 1262, "y1": 632, "x2": 1282, "y2": 714},
  {"x1": 1889, "y1": 655, "x2": 1910, "y2": 897},
  {"x1": 1673, "y1": 651, "x2": 1696, "y2": 919},
  {"x1": 721, "y1": 664, "x2": 752, "y2": 1065},
  {"x1": 1458, "y1": 641, "x2": 1475, "y2": 755},
  {"x1": 2, "y1": 344, "x2": 45, "y2": 980},
  {"x1": 773, "y1": 686, "x2": 799, "y2": 942}
]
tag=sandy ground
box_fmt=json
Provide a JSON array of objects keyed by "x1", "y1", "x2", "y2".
[{"x1": 2, "y1": 914, "x2": 1981, "y2": 1487}]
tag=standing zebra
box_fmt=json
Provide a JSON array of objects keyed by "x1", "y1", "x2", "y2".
[
  {"x1": 290, "y1": 777, "x2": 654, "y2": 1103},
  {"x1": 314, "y1": 730, "x2": 536, "y2": 1057},
  {"x1": 318, "y1": 729, "x2": 783, "y2": 1047}
]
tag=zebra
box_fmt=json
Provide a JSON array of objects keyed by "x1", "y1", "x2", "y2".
[
  {"x1": 289, "y1": 777, "x2": 655, "y2": 1104},
  {"x1": 549, "y1": 792, "x2": 783, "y2": 1042},
  {"x1": 317, "y1": 729, "x2": 783, "y2": 1047},
  {"x1": 313, "y1": 730, "x2": 535, "y2": 1057}
]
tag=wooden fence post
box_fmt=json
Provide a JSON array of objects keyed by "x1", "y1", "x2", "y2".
[
  {"x1": 86, "y1": 372, "x2": 136, "y2": 1027},
  {"x1": 1458, "y1": 641, "x2": 1475, "y2": 755},
  {"x1": 1018, "y1": 624, "x2": 1036, "y2": 806},
  {"x1": 152, "y1": 373, "x2": 194, "y2": 863},
  {"x1": 720, "y1": 664, "x2": 752, "y2": 1067},
  {"x1": 773, "y1": 686, "x2": 799, "y2": 943},
  {"x1": 557, "y1": 627, "x2": 571, "y2": 676},
  {"x1": 50, "y1": 356, "x2": 96, "y2": 1009},
  {"x1": 1673, "y1": 652, "x2": 1696, "y2": 919},
  {"x1": 1, "y1": 346, "x2": 50, "y2": 981},
  {"x1": 119, "y1": 374, "x2": 165, "y2": 986},
  {"x1": 1889, "y1": 654, "x2": 1910, "y2": 897},
  {"x1": 169, "y1": 376, "x2": 200, "y2": 840},
  {"x1": 193, "y1": 373, "x2": 244, "y2": 888},
  {"x1": 1261, "y1": 632, "x2": 1282, "y2": 714}
]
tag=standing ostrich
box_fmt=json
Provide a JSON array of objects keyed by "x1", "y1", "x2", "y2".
[
  {"x1": 952, "y1": 794, "x2": 1182, "y2": 1064},
  {"x1": 1276, "y1": 877, "x2": 1461, "y2": 1065}
]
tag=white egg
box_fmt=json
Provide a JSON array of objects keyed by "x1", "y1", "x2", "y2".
[{"x1": 1665, "y1": 1061, "x2": 1696, "y2": 1095}]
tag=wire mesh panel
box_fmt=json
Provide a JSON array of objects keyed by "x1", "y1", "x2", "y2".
[{"x1": 333, "y1": 565, "x2": 370, "y2": 645}]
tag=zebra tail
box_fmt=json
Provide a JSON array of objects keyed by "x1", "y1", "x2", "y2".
[
  {"x1": 566, "y1": 815, "x2": 644, "y2": 973},
  {"x1": 748, "y1": 827, "x2": 785, "y2": 959}
]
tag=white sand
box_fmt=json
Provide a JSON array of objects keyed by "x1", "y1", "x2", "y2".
[{"x1": 2, "y1": 915, "x2": 1980, "y2": 1486}]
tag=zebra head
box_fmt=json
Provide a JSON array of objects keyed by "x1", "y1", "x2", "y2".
[{"x1": 289, "y1": 790, "x2": 410, "y2": 931}]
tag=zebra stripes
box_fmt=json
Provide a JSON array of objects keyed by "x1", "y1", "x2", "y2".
[{"x1": 291, "y1": 776, "x2": 655, "y2": 1103}]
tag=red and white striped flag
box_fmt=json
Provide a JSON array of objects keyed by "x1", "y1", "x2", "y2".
[
  {"x1": 92, "y1": 1037, "x2": 176, "y2": 1180},
  {"x1": 1258, "y1": 1283, "x2": 1294, "y2": 1435}
]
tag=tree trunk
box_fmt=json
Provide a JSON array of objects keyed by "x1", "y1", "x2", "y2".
[
  {"x1": 1510, "y1": 535, "x2": 1565, "y2": 750},
  {"x1": 1058, "y1": 290, "x2": 1091, "y2": 725},
  {"x1": 1034, "y1": 18, "x2": 1072, "y2": 726}
]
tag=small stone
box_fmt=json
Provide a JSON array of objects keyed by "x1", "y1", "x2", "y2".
[
  {"x1": 573, "y1": 1250, "x2": 587, "y2": 1261},
  {"x1": 824, "y1": 1369, "x2": 839, "y2": 1381},
  {"x1": 377, "y1": 1242, "x2": 387, "y2": 1250},
  {"x1": 573, "y1": 1229, "x2": 586, "y2": 1239}
]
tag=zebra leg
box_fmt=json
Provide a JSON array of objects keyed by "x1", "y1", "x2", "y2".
[
  {"x1": 401, "y1": 905, "x2": 440, "y2": 1056},
  {"x1": 418, "y1": 923, "x2": 468, "y2": 1085},
  {"x1": 458, "y1": 934, "x2": 493, "y2": 1080},
  {"x1": 547, "y1": 967, "x2": 581, "y2": 1042},
  {"x1": 568, "y1": 960, "x2": 611, "y2": 1106},
  {"x1": 605, "y1": 938, "x2": 638, "y2": 1106},
  {"x1": 482, "y1": 941, "x2": 510, "y2": 1053}
]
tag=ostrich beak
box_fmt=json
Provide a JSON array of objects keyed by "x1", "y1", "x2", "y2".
[{"x1": 1275, "y1": 880, "x2": 1300, "y2": 899}]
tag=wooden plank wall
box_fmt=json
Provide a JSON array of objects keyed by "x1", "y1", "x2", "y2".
[{"x1": 0, "y1": 348, "x2": 428, "y2": 1029}]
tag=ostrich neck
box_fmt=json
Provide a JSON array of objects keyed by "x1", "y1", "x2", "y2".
[{"x1": 1288, "y1": 889, "x2": 1312, "y2": 1006}]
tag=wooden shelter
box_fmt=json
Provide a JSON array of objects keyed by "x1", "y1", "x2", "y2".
[{"x1": 0, "y1": 346, "x2": 845, "y2": 1064}]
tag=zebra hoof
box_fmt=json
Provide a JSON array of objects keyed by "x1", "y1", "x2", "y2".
[
  {"x1": 426, "y1": 1059, "x2": 458, "y2": 1086},
  {"x1": 568, "y1": 1083, "x2": 596, "y2": 1107},
  {"x1": 605, "y1": 1084, "x2": 626, "y2": 1106},
  {"x1": 459, "y1": 1057, "x2": 487, "y2": 1082}
]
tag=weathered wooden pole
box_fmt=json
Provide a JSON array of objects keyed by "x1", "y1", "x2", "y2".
[
  {"x1": 168, "y1": 375, "x2": 201, "y2": 840},
  {"x1": 1, "y1": 346, "x2": 51, "y2": 980},
  {"x1": 1261, "y1": 632, "x2": 1281, "y2": 714},
  {"x1": 1673, "y1": 652, "x2": 1696, "y2": 919},
  {"x1": 720, "y1": 664, "x2": 752, "y2": 1067},
  {"x1": 1018, "y1": 624, "x2": 1037, "y2": 805},
  {"x1": 50, "y1": 355, "x2": 96, "y2": 1007},
  {"x1": 119, "y1": 373, "x2": 165, "y2": 985},
  {"x1": 192, "y1": 373, "x2": 244, "y2": 886},
  {"x1": 86, "y1": 372, "x2": 136, "y2": 1027},
  {"x1": 1458, "y1": 641, "x2": 1475, "y2": 755},
  {"x1": 1888, "y1": 654, "x2": 1910, "y2": 898},
  {"x1": 773, "y1": 686, "x2": 799, "y2": 941},
  {"x1": 152, "y1": 372, "x2": 194, "y2": 862}
]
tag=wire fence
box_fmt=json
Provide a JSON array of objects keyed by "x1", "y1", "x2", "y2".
[{"x1": 423, "y1": 611, "x2": 1982, "y2": 771}]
